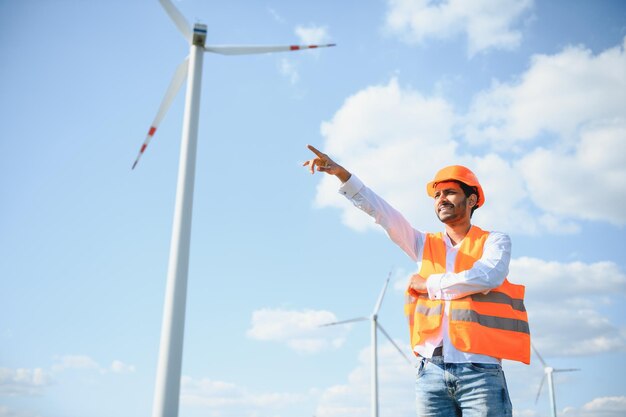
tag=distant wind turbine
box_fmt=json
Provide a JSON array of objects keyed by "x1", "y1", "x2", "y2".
[
  {"x1": 532, "y1": 343, "x2": 581, "y2": 417},
  {"x1": 133, "y1": 2, "x2": 335, "y2": 417},
  {"x1": 320, "y1": 272, "x2": 413, "y2": 417}
]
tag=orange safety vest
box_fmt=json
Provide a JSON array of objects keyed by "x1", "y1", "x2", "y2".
[{"x1": 404, "y1": 226, "x2": 531, "y2": 364}]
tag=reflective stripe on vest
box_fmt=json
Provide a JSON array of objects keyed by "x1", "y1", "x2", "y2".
[
  {"x1": 416, "y1": 302, "x2": 444, "y2": 317},
  {"x1": 450, "y1": 309, "x2": 530, "y2": 334},
  {"x1": 404, "y1": 226, "x2": 531, "y2": 364},
  {"x1": 470, "y1": 292, "x2": 526, "y2": 312}
]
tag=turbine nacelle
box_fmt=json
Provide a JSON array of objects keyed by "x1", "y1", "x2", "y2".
[{"x1": 192, "y1": 24, "x2": 207, "y2": 47}]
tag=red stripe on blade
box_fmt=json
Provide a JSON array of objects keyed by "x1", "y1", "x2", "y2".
[{"x1": 148, "y1": 126, "x2": 157, "y2": 136}]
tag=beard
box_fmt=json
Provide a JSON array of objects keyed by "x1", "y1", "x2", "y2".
[{"x1": 436, "y1": 199, "x2": 469, "y2": 224}]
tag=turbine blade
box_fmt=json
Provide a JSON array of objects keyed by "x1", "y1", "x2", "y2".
[
  {"x1": 132, "y1": 57, "x2": 189, "y2": 169},
  {"x1": 554, "y1": 368, "x2": 581, "y2": 373},
  {"x1": 535, "y1": 374, "x2": 546, "y2": 404},
  {"x1": 204, "y1": 43, "x2": 336, "y2": 55},
  {"x1": 531, "y1": 343, "x2": 547, "y2": 367},
  {"x1": 158, "y1": 0, "x2": 192, "y2": 41},
  {"x1": 373, "y1": 271, "x2": 392, "y2": 315},
  {"x1": 319, "y1": 317, "x2": 368, "y2": 327},
  {"x1": 377, "y1": 322, "x2": 412, "y2": 365}
]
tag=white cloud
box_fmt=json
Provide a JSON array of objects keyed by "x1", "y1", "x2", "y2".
[
  {"x1": 110, "y1": 360, "x2": 135, "y2": 374},
  {"x1": 562, "y1": 396, "x2": 626, "y2": 417},
  {"x1": 465, "y1": 38, "x2": 626, "y2": 147},
  {"x1": 295, "y1": 24, "x2": 331, "y2": 46},
  {"x1": 313, "y1": 37, "x2": 626, "y2": 233},
  {"x1": 510, "y1": 257, "x2": 626, "y2": 356},
  {"x1": 513, "y1": 257, "x2": 626, "y2": 297},
  {"x1": 51, "y1": 355, "x2": 101, "y2": 372},
  {"x1": 518, "y1": 119, "x2": 626, "y2": 225},
  {"x1": 529, "y1": 306, "x2": 626, "y2": 356},
  {"x1": 181, "y1": 376, "x2": 306, "y2": 415},
  {"x1": 465, "y1": 37, "x2": 626, "y2": 223},
  {"x1": 315, "y1": 342, "x2": 415, "y2": 417},
  {"x1": 246, "y1": 308, "x2": 349, "y2": 354},
  {"x1": 0, "y1": 357, "x2": 135, "y2": 399},
  {"x1": 0, "y1": 367, "x2": 52, "y2": 396},
  {"x1": 0, "y1": 405, "x2": 41, "y2": 417},
  {"x1": 384, "y1": 0, "x2": 533, "y2": 56},
  {"x1": 51, "y1": 355, "x2": 136, "y2": 375},
  {"x1": 317, "y1": 77, "x2": 458, "y2": 233},
  {"x1": 315, "y1": 77, "x2": 550, "y2": 235}
]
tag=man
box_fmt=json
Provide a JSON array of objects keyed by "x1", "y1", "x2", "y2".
[{"x1": 303, "y1": 144, "x2": 530, "y2": 417}]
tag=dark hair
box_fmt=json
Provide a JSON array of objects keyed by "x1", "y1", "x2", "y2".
[{"x1": 451, "y1": 180, "x2": 479, "y2": 217}]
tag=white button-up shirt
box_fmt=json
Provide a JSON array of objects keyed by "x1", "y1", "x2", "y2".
[{"x1": 339, "y1": 175, "x2": 511, "y2": 363}]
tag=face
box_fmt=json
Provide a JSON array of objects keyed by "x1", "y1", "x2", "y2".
[{"x1": 433, "y1": 181, "x2": 476, "y2": 224}]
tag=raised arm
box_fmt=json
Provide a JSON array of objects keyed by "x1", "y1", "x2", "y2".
[{"x1": 303, "y1": 145, "x2": 423, "y2": 262}]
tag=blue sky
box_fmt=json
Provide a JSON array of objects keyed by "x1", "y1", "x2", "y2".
[{"x1": 1, "y1": 0, "x2": 625, "y2": 416}]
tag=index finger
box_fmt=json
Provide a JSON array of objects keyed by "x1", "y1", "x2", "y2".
[{"x1": 307, "y1": 144, "x2": 325, "y2": 158}]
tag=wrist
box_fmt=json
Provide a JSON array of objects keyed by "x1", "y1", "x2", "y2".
[{"x1": 336, "y1": 166, "x2": 351, "y2": 183}]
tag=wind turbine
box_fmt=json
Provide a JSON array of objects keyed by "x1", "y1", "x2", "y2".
[
  {"x1": 320, "y1": 272, "x2": 413, "y2": 417},
  {"x1": 132, "y1": 2, "x2": 335, "y2": 417},
  {"x1": 532, "y1": 344, "x2": 581, "y2": 417}
]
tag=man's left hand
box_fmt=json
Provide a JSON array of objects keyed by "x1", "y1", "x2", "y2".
[{"x1": 408, "y1": 273, "x2": 427, "y2": 297}]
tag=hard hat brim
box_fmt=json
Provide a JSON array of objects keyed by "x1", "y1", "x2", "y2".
[{"x1": 426, "y1": 179, "x2": 485, "y2": 208}]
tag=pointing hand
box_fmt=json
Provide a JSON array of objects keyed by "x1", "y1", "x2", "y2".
[{"x1": 302, "y1": 144, "x2": 351, "y2": 182}]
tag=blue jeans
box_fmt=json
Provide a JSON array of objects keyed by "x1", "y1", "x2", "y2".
[{"x1": 415, "y1": 357, "x2": 512, "y2": 417}]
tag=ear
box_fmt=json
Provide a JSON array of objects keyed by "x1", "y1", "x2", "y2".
[{"x1": 468, "y1": 194, "x2": 478, "y2": 208}]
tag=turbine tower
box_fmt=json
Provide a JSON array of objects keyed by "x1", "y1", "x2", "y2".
[
  {"x1": 532, "y1": 344, "x2": 581, "y2": 417},
  {"x1": 133, "y1": 2, "x2": 335, "y2": 417},
  {"x1": 321, "y1": 273, "x2": 413, "y2": 417}
]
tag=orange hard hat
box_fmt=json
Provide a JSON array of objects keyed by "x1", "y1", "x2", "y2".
[{"x1": 426, "y1": 165, "x2": 485, "y2": 208}]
